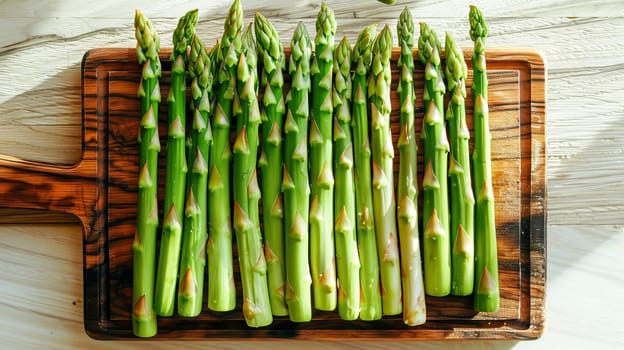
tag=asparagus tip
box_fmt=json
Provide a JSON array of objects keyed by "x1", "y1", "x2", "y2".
[
  {"x1": 163, "y1": 203, "x2": 181, "y2": 229},
  {"x1": 318, "y1": 267, "x2": 336, "y2": 291},
  {"x1": 382, "y1": 232, "x2": 399, "y2": 264},
  {"x1": 138, "y1": 162, "x2": 152, "y2": 188},
  {"x1": 285, "y1": 281, "x2": 296, "y2": 303},
  {"x1": 422, "y1": 160, "x2": 440, "y2": 190},
  {"x1": 133, "y1": 295, "x2": 151, "y2": 317},
  {"x1": 275, "y1": 282, "x2": 286, "y2": 298},
  {"x1": 184, "y1": 187, "x2": 200, "y2": 216},
  {"x1": 478, "y1": 179, "x2": 495, "y2": 202},
  {"x1": 454, "y1": 224, "x2": 472, "y2": 255},
  {"x1": 397, "y1": 195, "x2": 416, "y2": 221},
  {"x1": 179, "y1": 268, "x2": 197, "y2": 297},
  {"x1": 242, "y1": 298, "x2": 260, "y2": 322},
  {"x1": 425, "y1": 209, "x2": 446, "y2": 238},
  {"x1": 133, "y1": 229, "x2": 141, "y2": 247},
  {"x1": 271, "y1": 194, "x2": 284, "y2": 218},
  {"x1": 233, "y1": 202, "x2": 253, "y2": 233},
  {"x1": 477, "y1": 265, "x2": 497, "y2": 293},
  {"x1": 265, "y1": 243, "x2": 278, "y2": 263}
]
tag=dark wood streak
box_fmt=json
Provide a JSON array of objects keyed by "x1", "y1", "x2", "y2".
[{"x1": 0, "y1": 47, "x2": 545, "y2": 340}]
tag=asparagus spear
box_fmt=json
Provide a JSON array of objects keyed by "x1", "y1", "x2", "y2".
[
  {"x1": 418, "y1": 22, "x2": 450, "y2": 297},
  {"x1": 310, "y1": 2, "x2": 337, "y2": 312},
  {"x1": 232, "y1": 24, "x2": 273, "y2": 327},
  {"x1": 175, "y1": 33, "x2": 213, "y2": 317},
  {"x1": 254, "y1": 12, "x2": 288, "y2": 317},
  {"x1": 333, "y1": 36, "x2": 360, "y2": 321},
  {"x1": 445, "y1": 32, "x2": 475, "y2": 297},
  {"x1": 207, "y1": 0, "x2": 243, "y2": 312},
  {"x1": 396, "y1": 7, "x2": 426, "y2": 326},
  {"x1": 154, "y1": 9, "x2": 197, "y2": 317},
  {"x1": 283, "y1": 21, "x2": 313, "y2": 322},
  {"x1": 177, "y1": 158, "x2": 208, "y2": 318},
  {"x1": 469, "y1": 5, "x2": 500, "y2": 312},
  {"x1": 369, "y1": 24, "x2": 401, "y2": 316},
  {"x1": 351, "y1": 24, "x2": 381, "y2": 321},
  {"x1": 133, "y1": 9, "x2": 161, "y2": 337}
]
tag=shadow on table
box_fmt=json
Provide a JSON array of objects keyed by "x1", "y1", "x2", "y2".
[{"x1": 0, "y1": 62, "x2": 83, "y2": 165}]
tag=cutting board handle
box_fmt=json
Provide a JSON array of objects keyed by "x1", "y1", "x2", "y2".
[{"x1": 0, "y1": 155, "x2": 95, "y2": 222}]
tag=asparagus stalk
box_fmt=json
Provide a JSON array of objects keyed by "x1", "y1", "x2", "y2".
[
  {"x1": 154, "y1": 9, "x2": 197, "y2": 317},
  {"x1": 175, "y1": 34, "x2": 213, "y2": 317},
  {"x1": 232, "y1": 24, "x2": 273, "y2": 327},
  {"x1": 207, "y1": 0, "x2": 243, "y2": 312},
  {"x1": 418, "y1": 22, "x2": 451, "y2": 297},
  {"x1": 351, "y1": 24, "x2": 382, "y2": 321},
  {"x1": 369, "y1": 24, "x2": 401, "y2": 316},
  {"x1": 133, "y1": 9, "x2": 161, "y2": 337},
  {"x1": 332, "y1": 36, "x2": 360, "y2": 321},
  {"x1": 310, "y1": 2, "x2": 337, "y2": 311},
  {"x1": 254, "y1": 12, "x2": 288, "y2": 317},
  {"x1": 469, "y1": 5, "x2": 500, "y2": 312},
  {"x1": 396, "y1": 7, "x2": 426, "y2": 326},
  {"x1": 177, "y1": 156, "x2": 208, "y2": 318},
  {"x1": 283, "y1": 21, "x2": 313, "y2": 322},
  {"x1": 445, "y1": 32, "x2": 475, "y2": 297}
]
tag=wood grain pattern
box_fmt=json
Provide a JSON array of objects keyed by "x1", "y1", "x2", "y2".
[{"x1": 0, "y1": 46, "x2": 546, "y2": 340}]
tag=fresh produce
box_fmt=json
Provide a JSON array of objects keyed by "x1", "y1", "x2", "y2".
[
  {"x1": 470, "y1": 5, "x2": 500, "y2": 312},
  {"x1": 418, "y1": 22, "x2": 451, "y2": 297},
  {"x1": 351, "y1": 23, "x2": 382, "y2": 321},
  {"x1": 176, "y1": 33, "x2": 212, "y2": 317},
  {"x1": 254, "y1": 12, "x2": 288, "y2": 317},
  {"x1": 154, "y1": 9, "x2": 197, "y2": 317},
  {"x1": 332, "y1": 36, "x2": 360, "y2": 321},
  {"x1": 207, "y1": 0, "x2": 242, "y2": 312},
  {"x1": 132, "y1": 9, "x2": 161, "y2": 338},
  {"x1": 396, "y1": 7, "x2": 426, "y2": 326},
  {"x1": 283, "y1": 21, "x2": 313, "y2": 323},
  {"x1": 445, "y1": 32, "x2": 475, "y2": 297},
  {"x1": 232, "y1": 24, "x2": 273, "y2": 327},
  {"x1": 129, "y1": 3, "x2": 506, "y2": 332},
  {"x1": 369, "y1": 24, "x2": 401, "y2": 316},
  {"x1": 309, "y1": 2, "x2": 337, "y2": 312}
]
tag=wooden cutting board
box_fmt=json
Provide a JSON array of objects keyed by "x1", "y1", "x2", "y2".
[{"x1": 0, "y1": 47, "x2": 546, "y2": 340}]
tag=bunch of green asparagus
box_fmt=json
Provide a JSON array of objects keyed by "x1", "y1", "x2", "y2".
[{"x1": 131, "y1": 1, "x2": 500, "y2": 337}]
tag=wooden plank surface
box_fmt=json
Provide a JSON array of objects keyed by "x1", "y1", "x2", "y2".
[
  {"x1": 1, "y1": 0, "x2": 623, "y2": 349},
  {"x1": 43, "y1": 46, "x2": 542, "y2": 340}
]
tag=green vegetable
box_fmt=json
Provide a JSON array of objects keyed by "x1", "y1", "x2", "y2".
[
  {"x1": 254, "y1": 12, "x2": 288, "y2": 317},
  {"x1": 351, "y1": 23, "x2": 381, "y2": 321},
  {"x1": 369, "y1": 24, "x2": 401, "y2": 316},
  {"x1": 445, "y1": 32, "x2": 475, "y2": 297},
  {"x1": 132, "y1": 9, "x2": 161, "y2": 338},
  {"x1": 396, "y1": 7, "x2": 426, "y2": 326},
  {"x1": 470, "y1": 5, "x2": 500, "y2": 312},
  {"x1": 207, "y1": 0, "x2": 243, "y2": 312},
  {"x1": 310, "y1": 2, "x2": 337, "y2": 312},
  {"x1": 418, "y1": 22, "x2": 450, "y2": 297},
  {"x1": 232, "y1": 24, "x2": 273, "y2": 327},
  {"x1": 332, "y1": 36, "x2": 360, "y2": 321},
  {"x1": 283, "y1": 21, "x2": 313, "y2": 323},
  {"x1": 154, "y1": 9, "x2": 197, "y2": 317},
  {"x1": 176, "y1": 33, "x2": 213, "y2": 317}
]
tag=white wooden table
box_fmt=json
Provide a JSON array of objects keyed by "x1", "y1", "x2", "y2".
[{"x1": 1, "y1": 0, "x2": 623, "y2": 348}]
